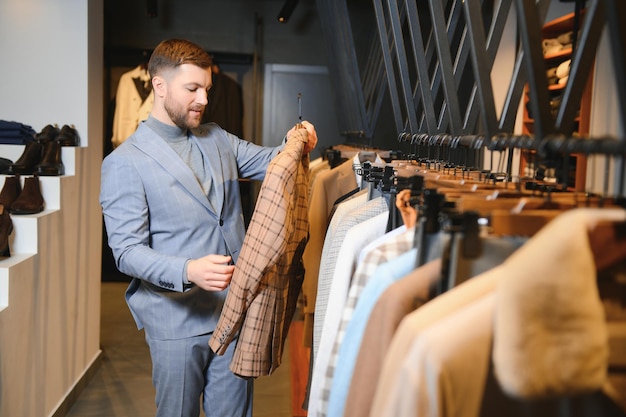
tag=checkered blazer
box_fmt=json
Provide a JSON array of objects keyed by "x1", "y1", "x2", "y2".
[{"x1": 209, "y1": 129, "x2": 310, "y2": 377}]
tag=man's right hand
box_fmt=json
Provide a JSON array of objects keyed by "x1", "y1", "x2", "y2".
[{"x1": 186, "y1": 254, "x2": 235, "y2": 291}]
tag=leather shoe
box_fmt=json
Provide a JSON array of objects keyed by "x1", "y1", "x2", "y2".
[
  {"x1": 0, "y1": 204, "x2": 13, "y2": 257},
  {"x1": 10, "y1": 175, "x2": 45, "y2": 215},
  {"x1": 56, "y1": 124, "x2": 80, "y2": 146},
  {"x1": 0, "y1": 176, "x2": 22, "y2": 210},
  {"x1": 36, "y1": 141, "x2": 64, "y2": 176},
  {"x1": 8, "y1": 141, "x2": 43, "y2": 175},
  {"x1": 35, "y1": 124, "x2": 60, "y2": 144},
  {"x1": 0, "y1": 157, "x2": 13, "y2": 175}
]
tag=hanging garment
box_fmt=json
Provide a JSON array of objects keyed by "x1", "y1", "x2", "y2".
[
  {"x1": 344, "y1": 258, "x2": 443, "y2": 417},
  {"x1": 112, "y1": 65, "x2": 154, "y2": 148},
  {"x1": 200, "y1": 69, "x2": 244, "y2": 137},
  {"x1": 371, "y1": 208, "x2": 626, "y2": 417},
  {"x1": 312, "y1": 191, "x2": 371, "y2": 355},
  {"x1": 208, "y1": 129, "x2": 309, "y2": 377},
  {"x1": 302, "y1": 158, "x2": 359, "y2": 347},
  {"x1": 320, "y1": 210, "x2": 391, "y2": 358},
  {"x1": 308, "y1": 157, "x2": 331, "y2": 199},
  {"x1": 305, "y1": 211, "x2": 388, "y2": 416},
  {"x1": 308, "y1": 224, "x2": 414, "y2": 417},
  {"x1": 327, "y1": 248, "x2": 433, "y2": 417}
]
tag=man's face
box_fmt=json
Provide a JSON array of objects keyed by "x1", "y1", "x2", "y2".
[{"x1": 163, "y1": 63, "x2": 212, "y2": 130}]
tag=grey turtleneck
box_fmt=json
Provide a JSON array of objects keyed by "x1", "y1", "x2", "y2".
[{"x1": 145, "y1": 115, "x2": 217, "y2": 210}]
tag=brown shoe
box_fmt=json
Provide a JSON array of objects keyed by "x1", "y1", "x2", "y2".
[
  {"x1": 0, "y1": 175, "x2": 22, "y2": 210},
  {"x1": 10, "y1": 175, "x2": 44, "y2": 215},
  {"x1": 0, "y1": 204, "x2": 13, "y2": 257}
]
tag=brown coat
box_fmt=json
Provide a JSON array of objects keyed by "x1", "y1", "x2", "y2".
[{"x1": 209, "y1": 129, "x2": 310, "y2": 377}]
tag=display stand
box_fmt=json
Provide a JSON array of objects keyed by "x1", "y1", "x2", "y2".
[{"x1": 520, "y1": 11, "x2": 594, "y2": 191}]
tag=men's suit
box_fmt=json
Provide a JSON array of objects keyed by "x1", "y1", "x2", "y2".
[
  {"x1": 101, "y1": 120, "x2": 281, "y2": 417},
  {"x1": 100, "y1": 121, "x2": 280, "y2": 340}
]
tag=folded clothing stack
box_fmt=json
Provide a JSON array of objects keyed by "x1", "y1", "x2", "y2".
[
  {"x1": 546, "y1": 59, "x2": 571, "y2": 87},
  {"x1": 0, "y1": 120, "x2": 36, "y2": 145},
  {"x1": 542, "y1": 30, "x2": 574, "y2": 56}
]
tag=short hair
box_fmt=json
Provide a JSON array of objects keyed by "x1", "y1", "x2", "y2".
[{"x1": 147, "y1": 39, "x2": 213, "y2": 79}]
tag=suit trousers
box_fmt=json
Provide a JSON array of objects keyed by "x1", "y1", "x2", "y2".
[{"x1": 145, "y1": 332, "x2": 253, "y2": 417}]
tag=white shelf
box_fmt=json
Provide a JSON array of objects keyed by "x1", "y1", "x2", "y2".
[{"x1": 0, "y1": 143, "x2": 77, "y2": 176}]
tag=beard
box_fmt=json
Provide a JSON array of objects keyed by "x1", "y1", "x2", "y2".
[{"x1": 164, "y1": 95, "x2": 205, "y2": 130}]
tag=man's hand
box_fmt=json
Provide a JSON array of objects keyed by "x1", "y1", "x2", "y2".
[
  {"x1": 288, "y1": 120, "x2": 318, "y2": 155},
  {"x1": 186, "y1": 254, "x2": 235, "y2": 291},
  {"x1": 395, "y1": 189, "x2": 418, "y2": 229}
]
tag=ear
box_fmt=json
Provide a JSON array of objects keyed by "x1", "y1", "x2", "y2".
[{"x1": 152, "y1": 75, "x2": 167, "y2": 99}]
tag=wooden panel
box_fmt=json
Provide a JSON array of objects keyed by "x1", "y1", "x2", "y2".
[{"x1": 289, "y1": 320, "x2": 310, "y2": 416}]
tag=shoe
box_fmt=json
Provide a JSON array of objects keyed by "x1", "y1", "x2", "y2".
[
  {"x1": 55, "y1": 124, "x2": 80, "y2": 146},
  {"x1": 0, "y1": 157, "x2": 13, "y2": 175},
  {"x1": 0, "y1": 176, "x2": 22, "y2": 210},
  {"x1": 36, "y1": 141, "x2": 65, "y2": 176},
  {"x1": 8, "y1": 141, "x2": 43, "y2": 175},
  {"x1": 0, "y1": 204, "x2": 13, "y2": 257},
  {"x1": 10, "y1": 175, "x2": 44, "y2": 215},
  {"x1": 35, "y1": 124, "x2": 60, "y2": 144}
]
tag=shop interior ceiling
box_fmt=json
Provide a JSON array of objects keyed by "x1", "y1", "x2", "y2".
[{"x1": 318, "y1": 0, "x2": 626, "y2": 159}]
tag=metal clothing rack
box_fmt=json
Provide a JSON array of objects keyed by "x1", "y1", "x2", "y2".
[{"x1": 318, "y1": 0, "x2": 626, "y2": 191}]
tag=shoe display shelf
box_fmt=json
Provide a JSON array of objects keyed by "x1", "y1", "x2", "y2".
[
  {"x1": 0, "y1": 142, "x2": 76, "y2": 311},
  {"x1": 519, "y1": 10, "x2": 593, "y2": 192}
]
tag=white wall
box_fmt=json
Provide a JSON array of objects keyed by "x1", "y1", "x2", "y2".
[{"x1": 0, "y1": 0, "x2": 104, "y2": 416}]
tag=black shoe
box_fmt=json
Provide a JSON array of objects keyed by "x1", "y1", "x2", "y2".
[
  {"x1": 35, "y1": 124, "x2": 60, "y2": 144},
  {"x1": 0, "y1": 157, "x2": 13, "y2": 175},
  {"x1": 56, "y1": 124, "x2": 80, "y2": 146},
  {"x1": 8, "y1": 141, "x2": 43, "y2": 175},
  {"x1": 36, "y1": 141, "x2": 64, "y2": 176}
]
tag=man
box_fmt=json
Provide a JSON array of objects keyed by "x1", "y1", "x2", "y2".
[{"x1": 100, "y1": 38, "x2": 317, "y2": 417}]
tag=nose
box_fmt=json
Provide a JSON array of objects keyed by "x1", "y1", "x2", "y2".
[{"x1": 196, "y1": 89, "x2": 208, "y2": 106}]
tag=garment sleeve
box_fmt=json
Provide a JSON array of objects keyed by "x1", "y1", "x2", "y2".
[{"x1": 100, "y1": 151, "x2": 189, "y2": 292}]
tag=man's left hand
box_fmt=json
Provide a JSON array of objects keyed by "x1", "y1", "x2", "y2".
[{"x1": 288, "y1": 120, "x2": 318, "y2": 155}]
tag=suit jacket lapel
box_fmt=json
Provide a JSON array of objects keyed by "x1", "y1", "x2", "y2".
[{"x1": 133, "y1": 123, "x2": 217, "y2": 215}]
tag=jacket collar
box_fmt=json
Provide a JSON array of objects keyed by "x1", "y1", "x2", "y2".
[{"x1": 132, "y1": 122, "x2": 224, "y2": 216}]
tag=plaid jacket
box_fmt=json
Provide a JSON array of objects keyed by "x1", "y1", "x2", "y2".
[{"x1": 209, "y1": 129, "x2": 310, "y2": 377}]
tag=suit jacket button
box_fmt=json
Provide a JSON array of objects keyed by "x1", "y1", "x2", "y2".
[{"x1": 219, "y1": 219, "x2": 224, "y2": 226}]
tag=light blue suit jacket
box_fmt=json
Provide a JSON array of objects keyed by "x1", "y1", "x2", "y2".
[{"x1": 100, "y1": 121, "x2": 280, "y2": 340}]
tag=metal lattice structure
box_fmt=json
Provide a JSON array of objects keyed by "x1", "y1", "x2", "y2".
[{"x1": 318, "y1": 0, "x2": 626, "y2": 154}]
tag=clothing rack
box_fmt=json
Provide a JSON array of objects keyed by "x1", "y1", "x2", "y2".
[
  {"x1": 397, "y1": 131, "x2": 626, "y2": 156},
  {"x1": 304, "y1": 145, "x2": 626, "y2": 417},
  {"x1": 318, "y1": 0, "x2": 626, "y2": 159}
]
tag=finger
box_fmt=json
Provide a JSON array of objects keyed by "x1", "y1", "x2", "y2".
[{"x1": 207, "y1": 254, "x2": 232, "y2": 264}]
